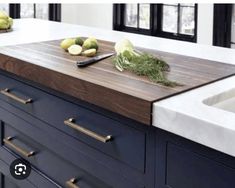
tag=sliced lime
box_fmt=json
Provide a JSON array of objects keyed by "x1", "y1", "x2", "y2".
[
  {"x1": 82, "y1": 49, "x2": 97, "y2": 57},
  {"x1": 68, "y1": 45, "x2": 83, "y2": 55}
]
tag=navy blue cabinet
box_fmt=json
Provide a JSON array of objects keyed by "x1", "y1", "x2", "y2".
[
  {"x1": 1, "y1": 70, "x2": 235, "y2": 188},
  {"x1": 0, "y1": 72, "x2": 146, "y2": 172},
  {"x1": 0, "y1": 71, "x2": 154, "y2": 188},
  {"x1": 1, "y1": 116, "x2": 111, "y2": 188},
  {"x1": 156, "y1": 128, "x2": 235, "y2": 188},
  {"x1": 0, "y1": 104, "x2": 141, "y2": 188},
  {"x1": 0, "y1": 150, "x2": 59, "y2": 188},
  {"x1": 0, "y1": 148, "x2": 60, "y2": 188}
]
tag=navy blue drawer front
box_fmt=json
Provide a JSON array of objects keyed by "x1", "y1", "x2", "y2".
[
  {"x1": 0, "y1": 159, "x2": 37, "y2": 188},
  {"x1": 0, "y1": 150, "x2": 58, "y2": 188},
  {"x1": 0, "y1": 148, "x2": 60, "y2": 188},
  {"x1": 1, "y1": 114, "x2": 111, "y2": 188},
  {"x1": 0, "y1": 105, "x2": 142, "y2": 188},
  {"x1": 0, "y1": 73, "x2": 146, "y2": 172}
]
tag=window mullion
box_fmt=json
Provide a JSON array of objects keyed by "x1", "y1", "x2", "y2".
[
  {"x1": 157, "y1": 4, "x2": 163, "y2": 34},
  {"x1": 33, "y1": 4, "x2": 36, "y2": 18},
  {"x1": 137, "y1": 4, "x2": 140, "y2": 29},
  {"x1": 150, "y1": 4, "x2": 157, "y2": 35},
  {"x1": 177, "y1": 4, "x2": 180, "y2": 35}
]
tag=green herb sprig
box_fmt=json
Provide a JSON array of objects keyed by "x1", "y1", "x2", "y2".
[{"x1": 113, "y1": 50, "x2": 180, "y2": 87}]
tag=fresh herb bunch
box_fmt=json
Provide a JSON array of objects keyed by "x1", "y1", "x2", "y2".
[{"x1": 113, "y1": 45, "x2": 180, "y2": 87}]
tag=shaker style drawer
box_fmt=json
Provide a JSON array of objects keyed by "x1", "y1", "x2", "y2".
[
  {"x1": 0, "y1": 112, "x2": 112, "y2": 188},
  {"x1": 0, "y1": 73, "x2": 146, "y2": 172},
  {"x1": 0, "y1": 150, "x2": 59, "y2": 188}
]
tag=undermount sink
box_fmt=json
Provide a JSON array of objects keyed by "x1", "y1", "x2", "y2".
[{"x1": 203, "y1": 88, "x2": 235, "y2": 113}]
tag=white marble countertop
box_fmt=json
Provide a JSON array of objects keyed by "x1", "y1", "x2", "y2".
[
  {"x1": 1, "y1": 18, "x2": 235, "y2": 65},
  {"x1": 153, "y1": 77, "x2": 235, "y2": 157},
  {"x1": 1, "y1": 19, "x2": 235, "y2": 156}
]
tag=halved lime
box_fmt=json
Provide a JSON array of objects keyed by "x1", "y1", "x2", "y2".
[
  {"x1": 82, "y1": 49, "x2": 97, "y2": 57},
  {"x1": 68, "y1": 45, "x2": 83, "y2": 55}
]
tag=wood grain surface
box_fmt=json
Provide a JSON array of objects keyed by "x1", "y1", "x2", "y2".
[{"x1": 0, "y1": 39, "x2": 235, "y2": 125}]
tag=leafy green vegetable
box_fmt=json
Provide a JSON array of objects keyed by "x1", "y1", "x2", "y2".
[
  {"x1": 113, "y1": 39, "x2": 180, "y2": 87},
  {"x1": 115, "y1": 39, "x2": 134, "y2": 54}
]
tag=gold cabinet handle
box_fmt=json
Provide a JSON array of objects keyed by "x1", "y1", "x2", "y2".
[
  {"x1": 3, "y1": 136, "x2": 35, "y2": 158},
  {"x1": 0, "y1": 88, "x2": 32, "y2": 104},
  {"x1": 64, "y1": 118, "x2": 112, "y2": 143},
  {"x1": 66, "y1": 178, "x2": 80, "y2": 188}
]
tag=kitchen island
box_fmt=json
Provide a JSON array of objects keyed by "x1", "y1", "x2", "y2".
[{"x1": 0, "y1": 19, "x2": 235, "y2": 188}]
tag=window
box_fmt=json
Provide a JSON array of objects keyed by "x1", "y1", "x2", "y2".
[
  {"x1": 0, "y1": 4, "x2": 61, "y2": 21},
  {"x1": 20, "y1": 4, "x2": 34, "y2": 18},
  {"x1": 162, "y1": 4, "x2": 195, "y2": 36},
  {"x1": 20, "y1": 4, "x2": 49, "y2": 19},
  {"x1": 36, "y1": 4, "x2": 49, "y2": 19},
  {"x1": 124, "y1": 4, "x2": 150, "y2": 29},
  {"x1": 113, "y1": 4, "x2": 197, "y2": 42}
]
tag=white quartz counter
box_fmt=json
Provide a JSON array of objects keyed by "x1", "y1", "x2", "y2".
[
  {"x1": 153, "y1": 77, "x2": 235, "y2": 157},
  {"x1": 1, "y1": 19, "x2": 235, "y2": 157},
  {"x1": 1, "y1": 18, "x2": 235, "y2": 65}
]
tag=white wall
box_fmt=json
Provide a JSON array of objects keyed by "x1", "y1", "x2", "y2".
[
  {"x1": 62, "y1": 4, "x2": 113, "y2": 30},
  {"x1": 61, "y1": 4, "x2": 214, "y2": 46},
  {"x1": 197, "y1": 4, "x2": 214, "y2": 45}
]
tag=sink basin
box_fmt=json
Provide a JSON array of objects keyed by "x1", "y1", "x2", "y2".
[{"x1": 203, "y1": 88, "x2": 235, "y2": 113}]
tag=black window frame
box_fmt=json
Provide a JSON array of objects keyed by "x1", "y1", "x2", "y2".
[
  {"x1": 8, "y1": 3, "x2": 61, "y2": 21},
  {"x1": 213, "y1": 4, "x2": 232, "y2": 48},
  {"x1": 113, "y1": 3, "x2": 198, "y2": 42}
]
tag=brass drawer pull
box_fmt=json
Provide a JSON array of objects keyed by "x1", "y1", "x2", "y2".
[
  {"x1": 66, "y1": 178, "x2": 80, "y2": 188},
  {"x1": 64, "y1": 118, "x2": 112, "y2": 143},
  {"x1": 3, "y1": 136, "x2": 35, "y2": 158},
  {"x1": 0, "y1": 88, "x2": 32, "y2": 104}
]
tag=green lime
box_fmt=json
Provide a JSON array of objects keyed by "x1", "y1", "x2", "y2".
[
  {"x1": 75, "y1": 37, "x2": 84, "y2": 46},
  {"x1": 82, "y1": 49, "x2": 97, "y2": 57},
  {"x1": 60, "y1": 38, "x2": 75, "y2": 51},
  {"x1": 82, "y1": 38, "x2": 98, "y2": 50},
  {"x1": 88, "y1": 37, "x2": 97, "y2": 43}
]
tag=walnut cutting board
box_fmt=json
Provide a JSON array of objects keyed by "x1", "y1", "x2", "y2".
[{"x1": 0, "y1": 39, "x2": 235, "y2": 125}]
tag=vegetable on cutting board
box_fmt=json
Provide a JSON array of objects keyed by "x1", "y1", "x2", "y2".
[
  {"x1": 75, "y1": 37, "x2": 84, "y2": 46},
  {"x1": 68, "y1": 44, "x2": 83, "y2": 55},
  {"x1": 60, "y1": 36, "x2": 99, "y2": 57},
  {"x1": 113, "y1": 39, "x2": 180, "y2": 87},
  {"x1": 60, "y1": 38, "x2": 75, "y2": 50},
  {"x1": 83, "y1": 37, "x2": 99, "y2": 50},
  {"x1": 82, "y1": 49, "x2": 97, "y2": 57}
]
